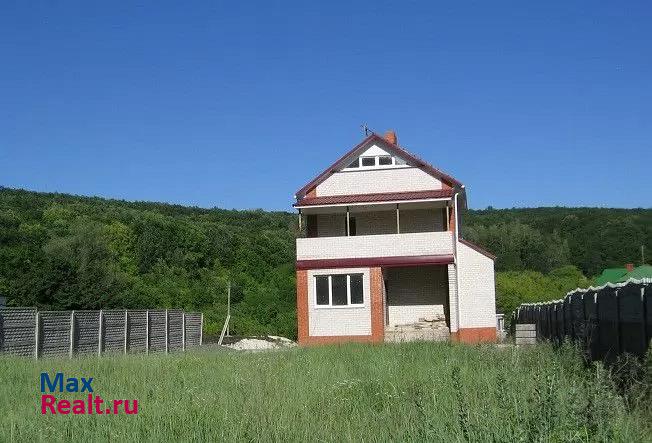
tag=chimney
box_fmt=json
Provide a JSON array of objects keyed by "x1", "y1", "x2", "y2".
[
  {"x1": 625, "y1": 263, "x2": 634, "y2": 272},
  {"x1": 384, "y1": 130, "x2": 397, "y2": 145}
]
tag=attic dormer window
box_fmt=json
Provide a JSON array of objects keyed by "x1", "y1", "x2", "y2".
[
  {"x1": 343, "y1": 153, "x2": 408, "y2": 170},
  {"x1": 347, "y1": 158, "x2": 359, "y2": 169},
  {"x1": 378, "y1": 156, "x2": 392, "y2": 166}
]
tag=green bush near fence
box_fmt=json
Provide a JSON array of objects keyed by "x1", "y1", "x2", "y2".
[{"x1": 1, "y1": 342, "x2": 650, "y2": 442}]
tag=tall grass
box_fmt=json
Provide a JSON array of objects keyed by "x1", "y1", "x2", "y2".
[{"x1": 0, "y1": 342, "x2": 649, "y2": 442}]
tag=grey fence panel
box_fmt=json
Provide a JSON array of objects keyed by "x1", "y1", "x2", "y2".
[
  {"x1": 0, "y1": 308, "x2": 36, "y2": 357},
  {"x1": 168, "y1": 310, "x2": 184, "y2": 351},
  {"x1": 185, "y1": 313, "x2": 202, "y2": 347},
  {"x1": 40, "y1": 311, "x2": 71, "y2": 358},
  {"x1": 74, "y1": 311, "x2": 100, "y2": 355},
  {"x1": 148, "y1": 310, "x2": 166, "y2": 352},
  {"x1": 127, "y1": 310, "x2": 147, "y2": 353},
  {"x1": 1, "y1": 308, "x2": 203, "y2": 359},
  {"x1": 102, "y1": 310, "x2": 126, "y2": 353}
]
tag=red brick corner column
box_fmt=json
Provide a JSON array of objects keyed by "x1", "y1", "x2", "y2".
[
  {"x1": 451, "y1": 327, "x2": 497, "y2": 344},
  {"x1": 369, "y1": 267, "x2": 385, "y2": 343},
  {"x1": 296, "y1": 270, "x2": 309, "y2": 345}
]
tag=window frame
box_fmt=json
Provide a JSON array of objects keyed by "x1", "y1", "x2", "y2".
[
  {"x1": 342, "y1": 155, "x2": 408, "y2": 171},
  {"x1": 378, "y1": 155, "x2": 393, "y2": 166},
  {"x1": 313, "y1": 273, "x2": 365, "y2": 308}
]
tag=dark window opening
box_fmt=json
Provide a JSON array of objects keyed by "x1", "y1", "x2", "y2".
[
  {"x1": 361, "y1": 157, "x2": 375, "y2": 167},
  {"x1": 316, "y1": 276, "x2": 329, "y2": 305},
  {"x1": 331, "y1": 275, "x2": 348, "y2": 305},
  {"x1": 350, "y1": 274, "x2": 364, "y2": 304},
  {"x1": 378, "y1": 156, "x2": 392, "y2": 165}
]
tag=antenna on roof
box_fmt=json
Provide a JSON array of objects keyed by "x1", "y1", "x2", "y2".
[{"x1": 361, "y1": 123, "x2": 370, "y2": 136}]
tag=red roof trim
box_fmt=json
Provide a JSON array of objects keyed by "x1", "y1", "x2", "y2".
[
  {"x1": 295, "y1": 134, "x2": 463, "y2": 200},
  {"x1": 459, "y1": 239, "x2": 497, "y2": 261},
  {"x1": 294, "y1": 189, "x2": 455, "y2": 207},
  {"x1": 295, "y1": 254, "x2": 454, "y2": 270}
]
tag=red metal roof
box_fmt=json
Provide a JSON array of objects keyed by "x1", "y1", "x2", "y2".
[
  {"x1": 459, "y1": 238, "x2": 497, "y2": 261},
  {"x1": 296, "y1": 254, "x2": 455, "y2": 270},
  {"x1": 294, "y1": 189, "x2": 455, "y2": 207},
  {"x1": 294, "y1": 133, "x2": 463, "y2": 202}
]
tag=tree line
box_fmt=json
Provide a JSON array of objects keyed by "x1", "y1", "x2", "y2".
[{"x1": 1, "y1": 187, "x2": 649, "y2": 336}]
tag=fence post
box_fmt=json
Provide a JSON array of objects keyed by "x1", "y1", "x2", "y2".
[
  {"x1": 145, "y1": 310, "x2": 149, "y2": 355},
  {"x1": 165, "y1": 309, "x2": 169, "y2": 354},
  {"x1": 69, "y1": 310, "x2": 75, "y2": 358},
  {"x1": 98, "y1": 309, "x2": 103, "y2": 357},
  {"x1": 34, "y1": 311, "x2": 40, "y2": 360},
  {"x1": 200, "y1": 313, "x2": 204, "y2": 346},
  {"x1": 124, "y1": 309, "x2": 128, "y2": 355},
  {"x1": 182, "y1": 312, "x2": 186, "y2": 352}
]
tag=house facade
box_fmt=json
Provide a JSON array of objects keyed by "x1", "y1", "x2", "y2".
[{"x1": 294, "y1": 131, "x2": 497, "y2": 345}]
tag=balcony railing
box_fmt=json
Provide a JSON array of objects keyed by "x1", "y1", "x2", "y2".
[{"x1": 296, "y1": 231, "x2": 454, "y2": 261}]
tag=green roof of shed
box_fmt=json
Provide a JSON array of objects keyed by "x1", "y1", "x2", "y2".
[
  {"x1": 594, "y1": 268, "x2": 627, "y2": 286},
  {"x1": 617, "y1": 265, "x2": 652, "y2": 282}
]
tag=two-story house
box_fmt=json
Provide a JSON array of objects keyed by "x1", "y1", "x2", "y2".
[{"x1": 294, "y1": 131, "x2": 497, "y2": 345}]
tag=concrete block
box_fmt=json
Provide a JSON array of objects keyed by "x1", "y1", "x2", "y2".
[
  {"x1": 516, "y1": 323, "x2": 536, "y2": 331},
  {"x1": 515, "y1": 330, "x2": 537, "y2": 338}
]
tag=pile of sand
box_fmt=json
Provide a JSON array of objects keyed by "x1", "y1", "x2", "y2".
[{"x1": 223, "y1": 336, "x2": 296, "y2": 351}]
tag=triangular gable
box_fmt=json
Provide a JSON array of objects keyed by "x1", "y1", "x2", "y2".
[{"x1": 295, "y1": 133, "x2": 463, "y2": 200}]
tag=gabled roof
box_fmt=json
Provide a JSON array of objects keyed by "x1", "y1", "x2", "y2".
[{"x1": 294, "y1": 133, "x2": 463, "y2": 202}]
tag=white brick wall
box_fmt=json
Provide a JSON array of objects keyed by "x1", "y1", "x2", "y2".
[
  {"x1": 456, "y1": 242, "x2": 497, "y2": 328},
  {"x1": 296, "y1": 232, "x2": 454, "y2": 260},
  {"x1": 316, "y1": 214, "x2": 346, "y2": 237},
  {"x1": 385, "y1": 266, "x2": 448, "y2": 326},
  {"x1": 315, "y1": 209, "x2": 445, "y2": 237},
  {"x1": 307, "y1": 268, "x2": 371, "y2": 336},
  {"x1": 447, "y1": 263, "x2": 459, "y2": 332},
  {"x1": 355, "y1": 211, "x2": 396, "y2": 235},
  {"x1": 316, "y1": 167, "x2": 442, "y2": 196},
  {"x1": 400, "y1": 209, "x2": 444, "y2": 233}
]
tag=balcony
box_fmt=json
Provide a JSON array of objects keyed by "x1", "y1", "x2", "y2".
[{"x1": 296, "y1": 231, "x2": 454, "y2": 262}]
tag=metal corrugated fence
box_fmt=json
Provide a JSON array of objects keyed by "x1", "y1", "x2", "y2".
[
  {"x1": 0, "y1": 308, "x2": 203, "y2": 359},
  {"x1": 515, "y1": 279, "x2": 651, "y2": 362}
]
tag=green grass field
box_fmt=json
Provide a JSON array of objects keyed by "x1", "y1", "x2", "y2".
[{"x1": 1, "y1": 342, "x2": 650, "y2": 442}]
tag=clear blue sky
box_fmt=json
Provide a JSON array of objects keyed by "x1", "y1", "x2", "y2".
[{"x1": 1, "y1": 2, "x2": 650, "y2": 211}]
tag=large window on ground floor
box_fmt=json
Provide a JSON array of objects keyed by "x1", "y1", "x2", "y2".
[{"x1": 315, "y1": 274, "x2": 364, "y2": 307}]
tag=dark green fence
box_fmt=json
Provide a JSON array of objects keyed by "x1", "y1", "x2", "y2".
[{"x1": 515, "y1": 280, "x2": 651, "y2": 362}]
